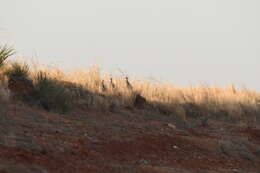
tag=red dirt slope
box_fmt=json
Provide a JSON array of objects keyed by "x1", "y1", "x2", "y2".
[{"x1": 0, "y1": 103, "x2": 260, "y2": 173}]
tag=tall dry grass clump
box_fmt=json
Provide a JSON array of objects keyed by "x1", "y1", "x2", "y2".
[{"x1": 34, "y1": 65, "x2": 136, "y2": 110}]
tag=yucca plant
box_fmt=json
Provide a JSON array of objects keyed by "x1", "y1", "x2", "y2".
[
  {"x1": 5, "y1": 62, "x2": 30, "y2": 79},
  {"x1": 0, "y1": 45, "x2": 15, "y2": 68}
]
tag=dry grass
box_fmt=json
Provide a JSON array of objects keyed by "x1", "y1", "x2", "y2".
[
  {"x1": 1, "y1": 59, "x2": 260, "y2": 126},
  {"x1": 32, "y1": 63, "x2": 260, "y2": 115}
]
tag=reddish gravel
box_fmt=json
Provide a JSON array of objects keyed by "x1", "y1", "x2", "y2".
[{"x1": 0, "y1": 103, "x2": 259, "y2": 173}]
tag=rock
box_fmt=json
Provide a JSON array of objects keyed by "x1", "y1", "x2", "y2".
[
  {"x1": 138, "y1": 165, "x2": 192, "y2": 173},
  {"x1": 29, "y1": 167, "x2": 48, "y2": 173},
  {"x1": 3, "y1": 135, "x2": 42, "y2": 151},
  {"x1": 0, "y1": 164, "x2": 48, "y2": 173},
  {"x1": 176, "y1": 129, "x2": 190, "y2": 136},
  {"x1": 173, "y1": 145, "x2": 179, "y2": 149},
  {"x1": 219, "y1": 138, "x2": 256, "y2": 161},
  {"x1": 134, "y1": 94, "x2": 147, "y2": 109},
  {"x1": 239, "y1": 149, "x2": 255, "y2": 161},
  {"x1": 167, "y1": 123, "x2": 176, "y2": 129},
  {"x1": 231, "y1": 169, "x2": 241, "y2": 173},
  {"x1": 254, "y1": 150, "x2": 260, "y2": 157}
]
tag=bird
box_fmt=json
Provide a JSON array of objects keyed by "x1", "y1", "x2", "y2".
[
  {"x1": 125, "y1": 76, "x2": 132, "y2": 90},
  {"x1": 100, "y1": 80, "x2": 107, "y2": 92},
  {"x1": 110, "y1": 77, "x2": 115, "y2": 89}
]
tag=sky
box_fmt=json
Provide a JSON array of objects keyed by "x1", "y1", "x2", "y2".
[{"x1": 0, "y1": 0, "x2": 259, "y2": 89}]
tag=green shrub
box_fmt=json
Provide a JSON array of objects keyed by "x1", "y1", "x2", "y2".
[
  {"x1": 5, "y1": 62, "x2": 30, "y2": 79},
  {"x1": 34, "y1": 71, "x2": 72, "y2": 113},
  {"x1": 0, "y1": 45, "x2": 15, "y2": 68}
]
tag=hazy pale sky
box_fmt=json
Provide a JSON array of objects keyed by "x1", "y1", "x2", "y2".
[{"x1": 0, "y1": 0, "x2": 259, "y2": 89}]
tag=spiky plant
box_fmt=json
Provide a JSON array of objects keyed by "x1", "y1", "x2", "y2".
[
  {"x1": 0, "y1": 45, "x2": 15, "y2": 68},
  {"x1": 5, "y1": 62, "x2": 30, "y2": 79}
]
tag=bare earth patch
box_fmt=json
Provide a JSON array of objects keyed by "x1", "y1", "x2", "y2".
[{"x1": 0, "y1": 103, "x2": 260, "y2": 173}]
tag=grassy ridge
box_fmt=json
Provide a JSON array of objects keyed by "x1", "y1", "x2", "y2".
[{"x1": 0, "y1": 45, "x2": 259, "y2": 127}]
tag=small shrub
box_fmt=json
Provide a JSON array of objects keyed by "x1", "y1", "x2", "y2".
[
  {"x1": 5, "y1": 62, "x2": 30, "y2": 80},
  {"x1": 4, "y1": 62, "x2": 38, "y2": 102},
  {"x1": 34, "y1": 71, "x2": 72, "y2": 113}
]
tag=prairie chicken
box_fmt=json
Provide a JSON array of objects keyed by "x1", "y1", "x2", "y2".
[
  {"x1": 100, "y1": 80, "x2": 107, "y2": 92},
  {"x1": 110, "y1": 77, "x2": 115, "y2": 89},
  {"x1": 125, "y1": 77, "x2": 132, "y2": 90}
]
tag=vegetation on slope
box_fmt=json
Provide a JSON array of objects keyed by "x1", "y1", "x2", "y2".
[
  {"x1": 0, "y1": 45, "x2": 13, "y2": 105},
  {"x1": 0, "y1": 45, "x2": 259, "y2": 127}
]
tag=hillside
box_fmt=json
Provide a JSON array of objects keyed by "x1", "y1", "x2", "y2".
[
  {"x1": 0, "y1": 46, "x2": 260, "y2": 172},
  {"x1": 0, "y1": 102, "x2": 260, "y2": 173}
]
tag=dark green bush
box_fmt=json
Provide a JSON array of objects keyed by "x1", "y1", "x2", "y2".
[
  {"x1": 5, "y1": 62, "x2": 30, "y2": 79},
  {"x1": 34, "y1": 71, "x2": 72, "y2": 113}
]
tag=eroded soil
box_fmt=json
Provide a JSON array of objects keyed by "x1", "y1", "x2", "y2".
[{"x1": 0, "y1": 103, "x2": 260, "y2": 173}]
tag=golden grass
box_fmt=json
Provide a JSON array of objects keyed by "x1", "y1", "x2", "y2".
[
  {"x1": 2, "y1": 59, "x2": 260, "y2": 125},
  {"x1": 34, "y1": 63, "x2": 260, "y2": 111}
]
